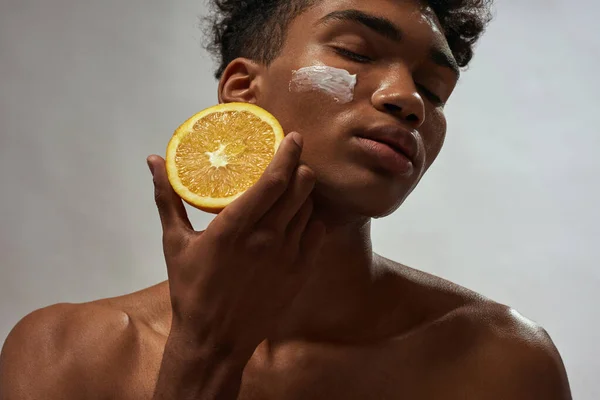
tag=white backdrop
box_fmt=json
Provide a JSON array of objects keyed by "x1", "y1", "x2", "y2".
[{"x1": 1, "y1": 0, "x2": 598, "y2": 398}]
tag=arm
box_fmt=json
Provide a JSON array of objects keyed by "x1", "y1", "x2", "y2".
[
  {"x1": 152, "y1": 326, "x2": 251, "y2": 400},
  {"x1": 148, "y1": 130, "x2": 324, "y2": 399}
]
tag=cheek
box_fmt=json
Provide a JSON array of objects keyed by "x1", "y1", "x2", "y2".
[
  {"x1": 423, "y1": 109, "x2": 447, "y2": 167},
  {"x1": 259, "y1": 66, "x2": 351, "y2": 136}
]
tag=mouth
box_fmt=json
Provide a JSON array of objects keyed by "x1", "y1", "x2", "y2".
[{"x1": 356, "y1": 125, "x2": 419, "y2": 165}]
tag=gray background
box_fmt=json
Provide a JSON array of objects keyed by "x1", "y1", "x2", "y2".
[{"x1": 1, "y1": 0, "x2": 598, "y2": 398}]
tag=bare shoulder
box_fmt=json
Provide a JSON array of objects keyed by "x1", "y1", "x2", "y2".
[
  {"x1": 435, "y1": 303, "x2": 572, "y2": 399},
  {"x1": 0, "y1": 293, "x2": 164, "y2": 400},
  {"x1": 377, "y1": 255, "x2": 571, "y2": 398}
]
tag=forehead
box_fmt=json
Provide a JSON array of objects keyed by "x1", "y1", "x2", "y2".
[
  {"x1": 312, "y1": 0, "x2": 438, "y2": 20},
  {"x1": 298, "y1": 0, "x2": 448, "y2": 48}
]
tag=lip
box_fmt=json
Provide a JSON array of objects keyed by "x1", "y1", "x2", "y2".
[
  {"x1": 354, "y1": 137, "x2": 413, "y2": 175},
  {"x1": 356, "y1": 125, "x2": 420, "y2": 165}
]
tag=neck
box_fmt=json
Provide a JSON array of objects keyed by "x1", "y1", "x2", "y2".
[{"x1": 271, "y1": 213, "x2": 387, "y2": 343}]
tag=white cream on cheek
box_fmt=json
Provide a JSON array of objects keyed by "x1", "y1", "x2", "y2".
[{"x1": 289, "y1": 65, "x2": 357, "y2": 104}]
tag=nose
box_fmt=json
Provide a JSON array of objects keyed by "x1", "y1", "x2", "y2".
[{"x1": 371, "y1": 70, "x2": 425, "y2": 129}]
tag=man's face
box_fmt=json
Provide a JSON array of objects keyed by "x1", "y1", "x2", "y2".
[{"x1": 256, "y1": 0, "x2": 459, "y2": 218}]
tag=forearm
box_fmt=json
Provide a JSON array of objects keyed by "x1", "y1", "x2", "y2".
[{"x1": 152, "y1": 330, "x2": 252, "y2": 400}]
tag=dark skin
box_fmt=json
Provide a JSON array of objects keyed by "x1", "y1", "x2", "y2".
[{"x1": 0, "y1": 0, "x2": 572, "y2": 399}]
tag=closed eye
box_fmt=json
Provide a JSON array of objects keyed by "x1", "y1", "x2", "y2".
[
  {"x1": 333, "y1": 46, "x2": 445, "y2": 106},
  {"x1": 332, "y1": 46, "x2": 373, "y2": 63},
  {"x1": 416, "y1": 84, "x2": 444, "y2": 106}
]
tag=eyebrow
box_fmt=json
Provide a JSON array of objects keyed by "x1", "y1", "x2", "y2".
[{"x1": 317, "y1": 9, "x2": 461, "y2": 79}]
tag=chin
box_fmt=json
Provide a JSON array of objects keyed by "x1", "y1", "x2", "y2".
[
  {"x1": 313, "y1": 179, "x2": 412, "y2": 221},
  {"x1": 356, "y1": 195, "x2": 408, "y2": 219}
]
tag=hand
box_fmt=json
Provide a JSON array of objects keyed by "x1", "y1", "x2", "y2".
[{"x1": 147, "y1": 131, "x2": 326, "y2": 359}]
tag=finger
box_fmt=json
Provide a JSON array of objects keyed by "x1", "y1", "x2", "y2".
[
  {"x1": 221, "y1": 132, "x2": 303, "y2": 230},
  {"x1": 284, "y1": 196, "x2": 314, "y2": 256},
  {"x1": 260, "y1": 165, "x2": 315, "y2": 231},
  {"x1": 147, "y1": 155, "x2": 193, "y2": 237}
]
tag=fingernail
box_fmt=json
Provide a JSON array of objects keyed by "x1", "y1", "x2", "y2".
[
  {"x1": 147, "y1": 158, "x2": 154, "y2": 175},
  {"x1": 291, "y1": 131, "x2": 303, "y2": 147}
]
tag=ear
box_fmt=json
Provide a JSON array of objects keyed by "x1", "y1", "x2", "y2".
[{"x1": 218, "y1": 58, "x2": 264, "y2": 104}]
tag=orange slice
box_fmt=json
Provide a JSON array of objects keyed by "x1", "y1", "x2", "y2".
[{"x1": 165, "y1": 103, "x2": 284, "y2": 214}]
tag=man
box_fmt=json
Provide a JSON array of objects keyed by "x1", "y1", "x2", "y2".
[{"x1": 0, "y1": 0, "x2": 572, "y2": 399}]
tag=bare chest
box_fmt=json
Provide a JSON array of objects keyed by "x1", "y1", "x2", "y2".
[
  {"x1": 237, "y1": 339, "x2": 440, "y2": 400},
  {"x1": 115, "y1": 309, "x2": 485, "y2": 400},
  {"x1": 113, "y1": 338, "x2": 438, "y2": 400}
]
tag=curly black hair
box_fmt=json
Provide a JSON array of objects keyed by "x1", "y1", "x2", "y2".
[{"x1": 204, "y1": 0, "x2": 493, "y2": 79}]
